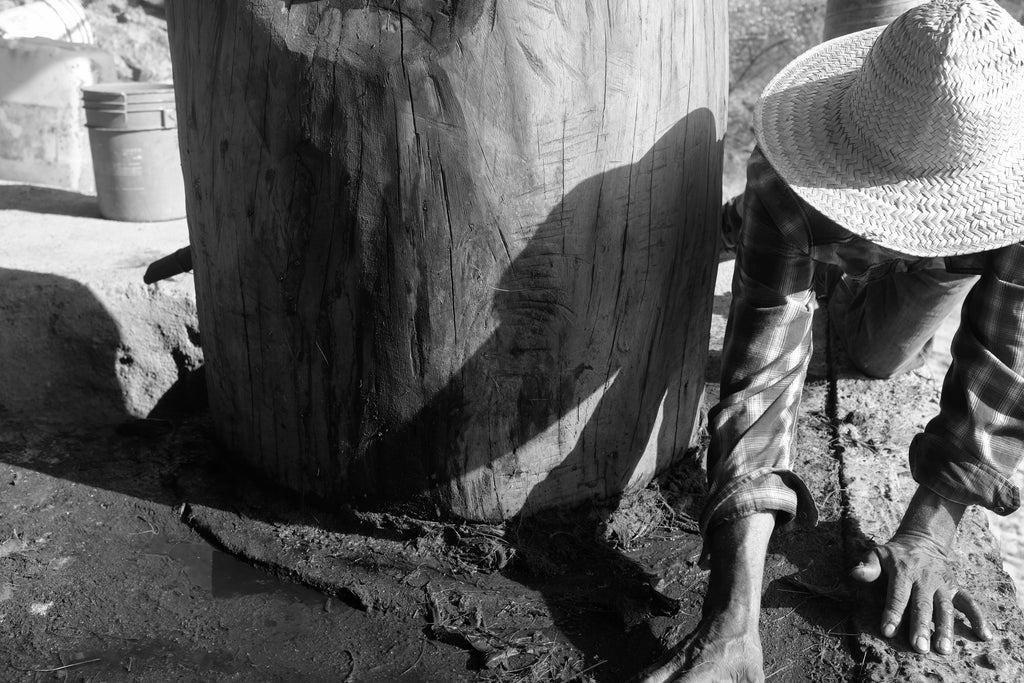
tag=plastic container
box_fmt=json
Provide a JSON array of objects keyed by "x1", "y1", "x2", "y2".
[
  {"x1": 82, "y1": 82, "x2": 186, "y2": 222},
  {"x1": 0, "y1": 0, "x2": 93, "y2": 44},
  {"x1": 0, "y1": 38, "x2": 115, "y2": 192}
]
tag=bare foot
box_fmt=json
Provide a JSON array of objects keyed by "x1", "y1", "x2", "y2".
[
  {"x1": 636, "y1": 616, "x2": 764, "y2": 683},
  {"x1": 636, "y1": 513, "x2": 775, "y2": 683}
]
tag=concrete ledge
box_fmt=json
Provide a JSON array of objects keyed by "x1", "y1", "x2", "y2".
[{"x1": 0, "y1": 181, "x2": 198, "y2": 421}]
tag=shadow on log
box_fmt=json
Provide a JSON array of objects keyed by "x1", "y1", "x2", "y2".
[
  {"x1": 366, "y1": 112, "x2": 722, "y2": 520},
  {"x1": 166, "y1": 0, "x2": 727, "y2": 521}
]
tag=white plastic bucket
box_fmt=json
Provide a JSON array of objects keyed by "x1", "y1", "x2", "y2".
[
  {"x1": 0, "y1": 0, "x2": 93, "y2": 44},
  {"x1": 83, "y1": 82, "x2": 186, "y2": 222}
]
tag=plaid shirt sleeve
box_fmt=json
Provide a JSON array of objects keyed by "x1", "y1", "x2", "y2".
[
  {"x1": 910, "y1": 245, "x2": 1024, "y2": 516},
  {"x1": 706, "y1": 149, "x2": 1024, "y2": 547},
  {"x1": 700, "y1": 149, "x2": 820, "y2": 540}
]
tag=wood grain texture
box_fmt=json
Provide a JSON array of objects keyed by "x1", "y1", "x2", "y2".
[{"x1": 165, "y1": 0, "x2": 727, "y2": 521}]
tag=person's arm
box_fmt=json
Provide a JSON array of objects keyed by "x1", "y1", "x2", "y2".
[
  {"x1": 851, "y1": 486, "x2": 990, "y2": 654},
  {"x1": 851, "y1": 243, "x2": 1024, "y2": 653}
]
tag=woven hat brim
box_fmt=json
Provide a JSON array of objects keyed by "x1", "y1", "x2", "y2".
[{"x1": 755, "y1": 27, "x2": 1024, "y2": 258}]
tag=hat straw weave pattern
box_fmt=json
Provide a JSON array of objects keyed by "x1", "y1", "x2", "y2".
[{"x1": 755, "y1": 0, "x2": 1024, "y2": 257}]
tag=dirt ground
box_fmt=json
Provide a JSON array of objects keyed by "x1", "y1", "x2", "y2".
[
  {"x1": 3, "y1": 1, "x2": 1024, "y2": 682},
  {"x1": 0, "y1": 405, "x2": 853, "y2": 682}
]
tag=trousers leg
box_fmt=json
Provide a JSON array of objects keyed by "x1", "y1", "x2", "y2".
[{"x1": 829, "y1": 264, "x2": 979, "y2": 379}]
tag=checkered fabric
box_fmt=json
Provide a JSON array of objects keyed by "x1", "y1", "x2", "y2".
[{"x1": 702, "y1": 148, "x2": 1024, "y2": 545}]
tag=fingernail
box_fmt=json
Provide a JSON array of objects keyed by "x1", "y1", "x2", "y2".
[
  {"x1": 916, "y1": 636, "x2": 929, "y2": 652},
  {"x1": 882, "y1": 622, "x2": 896, "y2": 637},
  {"x1": 939, "y1": 637, "x2": 952, "y2": 653}
]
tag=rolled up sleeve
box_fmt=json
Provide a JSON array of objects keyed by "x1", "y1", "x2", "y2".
[{"x1": 911, "y1": 243, "x2": 1024, "y2": 515}]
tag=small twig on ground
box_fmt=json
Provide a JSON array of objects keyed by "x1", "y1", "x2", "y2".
[
  {"x1": 778, "y1": 575, "x2": 856, "y2": 604},
  {"x1": 764, "y1": 661, "x2": 793, "y2": 681},
  {"x1": 771, "y1": 598, "x2": 810, "y2": 623},
  {"x1": 128, "y1": 516, "x2": 159, "y2": 536},
  {"x1": 765, "y1": 642, "x2": 818, "y2": 680},
  {"x1": 10, "y1": 658, "x2": 101, "y2": 673},
  {"x1": 575, "y1": 658, "x2": 607, "y2": 678},
  {"x1": 401, "y1": 638, "x2": 427, "y2": 676},
  {"x1": 798, "y1": 616, "x2": 857, "y2": 639}
]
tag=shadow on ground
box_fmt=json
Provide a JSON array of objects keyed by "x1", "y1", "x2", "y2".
[
  {"x1": 0, "y1": 184, "x2": 101, "y2": 218},
  {"x1": 0, "y1": 268, "x2": 123, "y2": 420}
]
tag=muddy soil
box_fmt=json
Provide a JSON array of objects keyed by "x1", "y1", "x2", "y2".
[
  {"x1": 0, "y1": 419, "x2": 474, "y2": 682},
  {"x1": 0, "y1": 415, "x2": 698, "y2": 682},
  {"x1": 2, "y1": 1, "x2": 1024, "y2": 682},
  {"x1": 0, "y1": 406, "x2": 859, "y2": 682}
]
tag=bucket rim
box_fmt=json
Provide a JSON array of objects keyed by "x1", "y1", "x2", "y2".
[
  {"x1": 83, "y1": 101, "x2": 177, "y2": 111},
  {"x1": 81, "y1": 82, "x2": 175, "y2": 97}
]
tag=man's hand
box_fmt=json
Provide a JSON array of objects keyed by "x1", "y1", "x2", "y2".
[{"x1": 850, "y1": 485, "x2": 992, "y2": 654}]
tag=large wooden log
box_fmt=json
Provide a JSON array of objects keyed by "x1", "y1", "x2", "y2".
[{"x1": 165, "y1": 1, "x2": 727, "y2": 521}]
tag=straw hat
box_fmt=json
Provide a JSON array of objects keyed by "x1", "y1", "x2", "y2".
[{"x1": 755, "y1": 0, "x2": 1024, "y2": 257}]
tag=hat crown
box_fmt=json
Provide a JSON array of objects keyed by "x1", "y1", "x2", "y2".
[{"x1": 843, "y1": 0, "x2": 1024, "y2": 174}]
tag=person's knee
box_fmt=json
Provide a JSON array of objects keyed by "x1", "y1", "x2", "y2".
[
  {"x1": 845, "y1": 339, "x2": 931, "y2": 379},
  {"x1": 849, "y1": 355, "x2": 903, "y2": 379}
]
